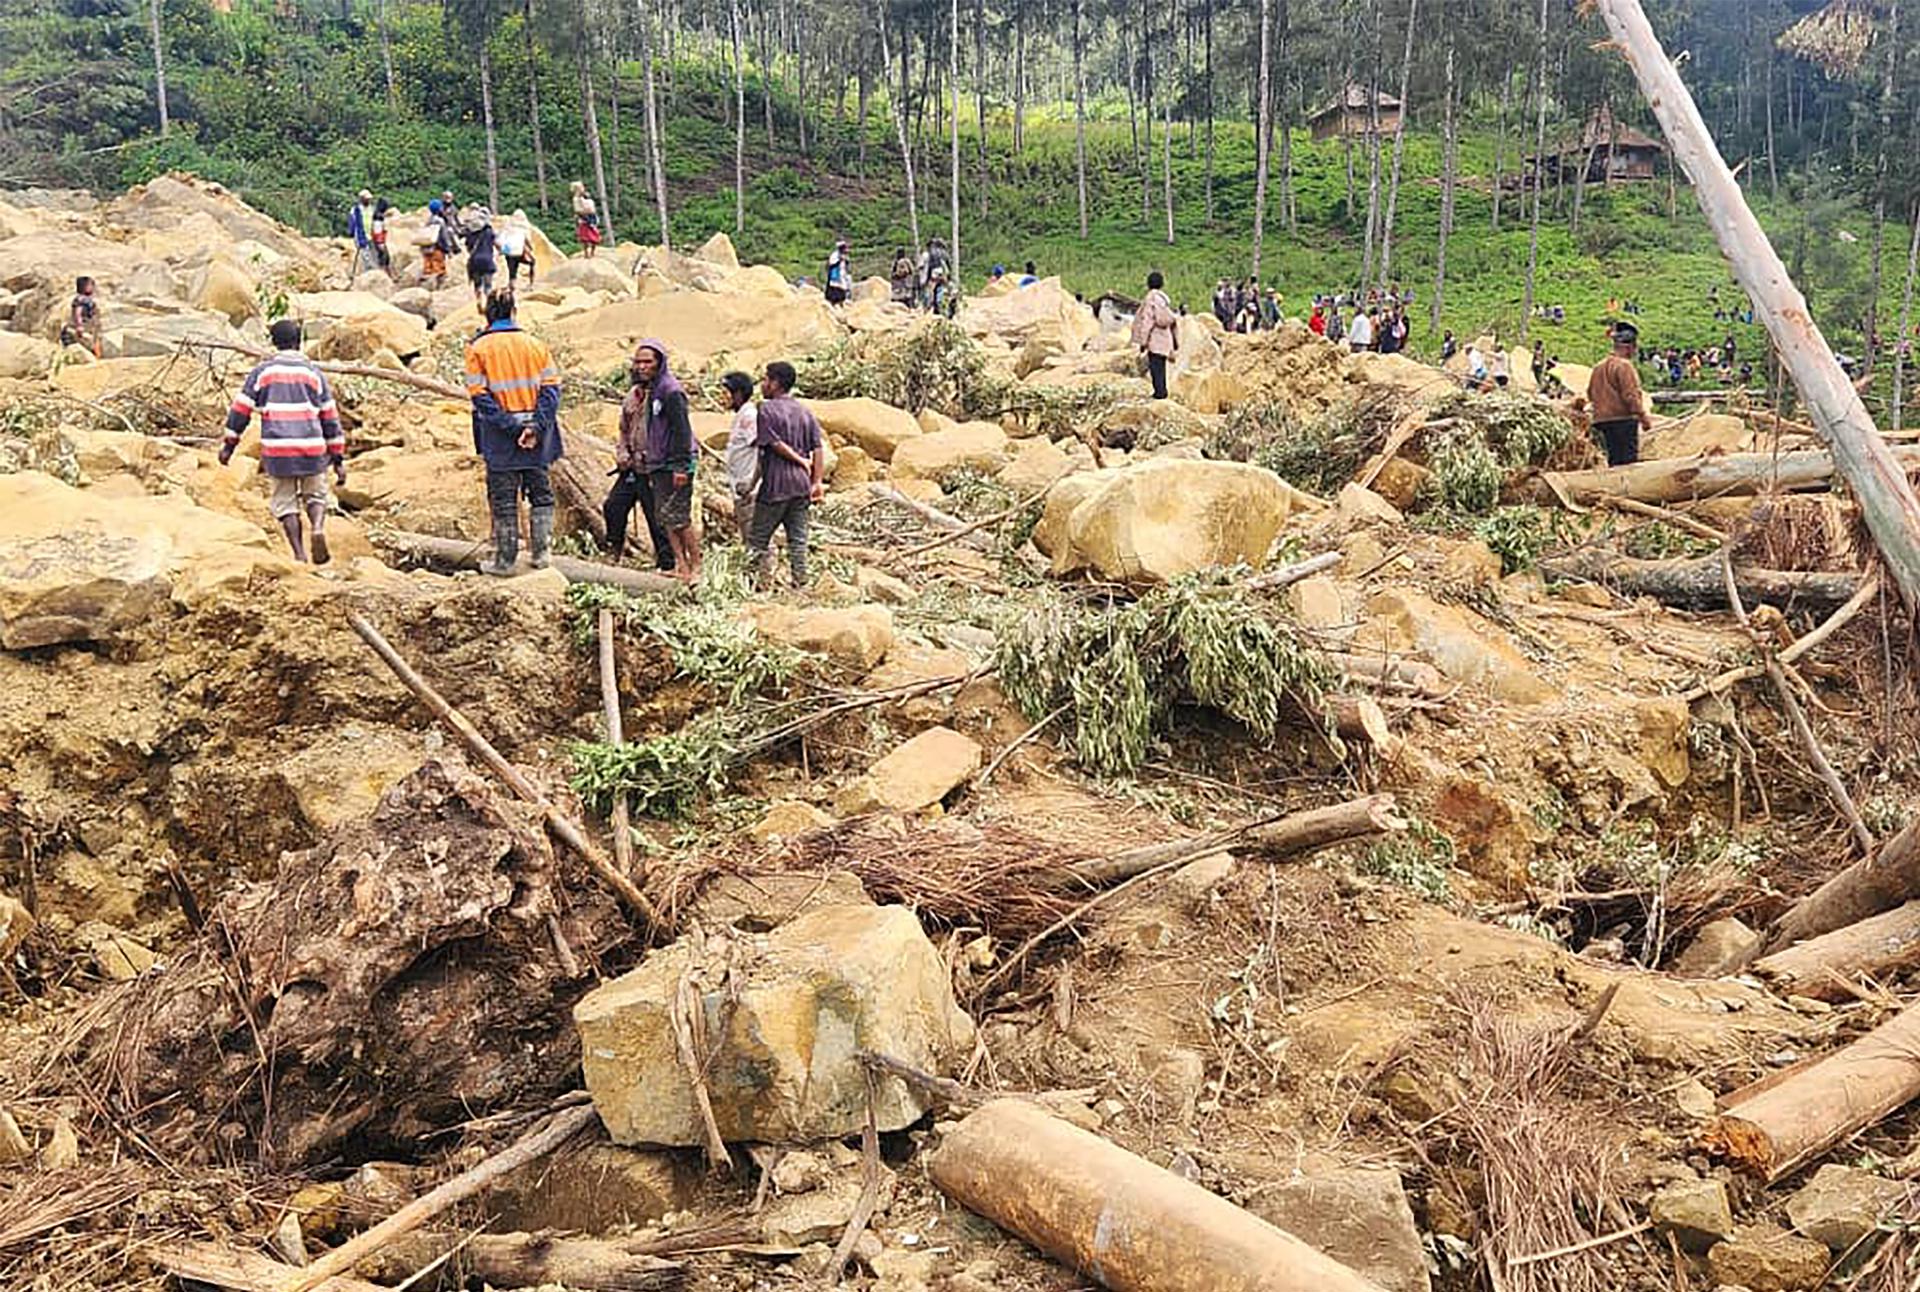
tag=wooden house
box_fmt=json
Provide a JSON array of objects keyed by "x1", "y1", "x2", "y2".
[
  {"x1": 1306, "y1": 84, "x2": 1404, "y2": 141},
  {"x1": 1528, "y1": 105, "x2": 1666, "y2": 184}
]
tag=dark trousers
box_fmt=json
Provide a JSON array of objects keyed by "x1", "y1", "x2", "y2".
[
  {"x1": 485, "y1": 466, "x2": 552, "y2": 518},
  {"x1": 1594, "y1": 418, "x2": 1640, "y2": 467},
  {"x1": 602, "y1": 469, "x2": 674, "y2": 571},
  {"x1": 748, "y1": 494, "x2": 812, "y2": 585},
  {"x1": 1147, "y1": 352, "x2": 1169, "y2": 400}
]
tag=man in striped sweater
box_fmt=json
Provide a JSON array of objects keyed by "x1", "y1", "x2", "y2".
[
  {"x1": 219, "y1": 319, "x2": 346, "y2": 565},
  {"x1": 465, "y1": 289, "x2": 564, "y2": 575}
]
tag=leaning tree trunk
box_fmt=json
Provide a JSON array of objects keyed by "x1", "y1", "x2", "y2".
[
  {"x1": 580, "y1": 47, "x2": 615, "y2": 246},
  {"x1": 479, "y1": 43, "x2": 503, "y2": 215},
  {"x1": 731, "y1": 0, "x2": 746, "y2": 231},
  {"x1": 1250, "y1": 0, "x2": 1272, "y2": 278},
  {"x1": 758, "y1": 0, "x2": 775, "y2": 149},
  {"x1": 148, "y1": 0, "x2": 170, "y2": 137},
  {"x1": 1520, "y1": 0, "x2": 1549, "y2": 344},
  {"x1": 1431, "y1": 2, "x2": 1456, "y2": 334},
  {"x1": 1138, "y1": 0, "x2": 1153, "y2": 224},
  {"x1": 877, "y1": 7, "x2": 921, "y2": 248},
  {"x1": 1597, "y1": 0, "x2": 1920, "y2": 610},
  {"x1": 641, "y1": 9, "x2": 670, "y2": 246},
  {"x1": 1074, "y1": 0, "x2": 1089, "y2": 238},
  {"x1": 1376, "y1": 0, "x2": 1417, "y2": 289},
  {"x1": 523, "y1": 0, "x2": 550, "y2": 212}
]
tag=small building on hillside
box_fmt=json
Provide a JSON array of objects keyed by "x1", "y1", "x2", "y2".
[
  {"x1": 1306, "y1": 84, "x2": 1404, "y2": 141},
  {"x1": 1528, "y1": 105, "x2": 1666, "y2": 184}
]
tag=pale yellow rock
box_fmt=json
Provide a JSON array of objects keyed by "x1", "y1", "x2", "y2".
[
  {"x1": 549, "y1": 290, "x2": 844, "y2": 375},
  {"x1": 997, "y1": 437, "x2": 1075, "y2": 497},
  {"x1": 854, "y1": 566, "x2": 916, "y2": 604},
  {"x1": 957, "y1": 277, "x2": 1098, "y2": 357},
  {"x1": 1031, "y1": 469, "x2": 1124, "y2": 572},
  {"x1": 76, "y1": 921, "x2": 155, "y2": 979},
  {"x1": 1441, "y1": 539, "x2": 1504, "y2": 586},
  {"x1": 693, "y1": 230, "x2": 741, "y2": 269},
  {"x1": 39, "y1": 1117, "x2": 78, "y2": 1170},
  {"x1": 577, "y1": 904, "x2": 975, "y2": 1145},
  {"x1": 1288, "y1": 576, "x2": 1348, "y2": 630},
  {"x1": 917, "y1": 408, "x2": 960, "y2": 435},
  {"x1": 308, "y1": 307, "x2": 429, "y2": 362},
  {"x1": 832, "y1": 443, "x2": 875, "y2": 487},
  {"x1": 0, "y1": 332, "x2": 57, "y2": 380},
  {"x1": 276, "y1": 727, "x2": 426, "y2": 834},
  {"x1": 1360, "y1": 589, "x2": 1556, "y2": 704},
  {"x1": 0, "y1": 1109, "x2": 30, "y2": 1165},
  {"x1": 749, "y1": 603, "x2": 895, "y2": 672},
  {"x1": 542, "y1": 257, "x2": 635, "y2": 297},
  {"x1": 834, "y1": 726, "x2": 983, "y2": 816},
  {"x1": 807, "y1": 397, "x2": 922, "y2": 462},
  {"x1": 188, "y1": 257, "x2": 260, "y2": 325},
  {"x1": 1335, "y1": 481, "x2": 1405, "y2": 525},
  {"x1": 0, "y1": 473, "x2": 276, "y2": 648},
  {"x1": 889, "y1": 421, "x2": 1011, "y2": 483},
  {"x1": 1061, "y1": 459, "x2": 1295, "y2": 582},
  {"x1": 1172, "y1": 368, "x2": 1248, "y2": 414},
  {"x1": 0, "y1": 893, "x2": 34, "y2": 958},
  {"x1": 1645, "y1": 411, "x2": 1749, "y2": 459},
  {"x1": 750, "y1": 800, "x2": 838, "y2": 842}
]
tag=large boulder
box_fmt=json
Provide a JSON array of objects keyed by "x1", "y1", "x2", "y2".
[
  {"x1": 888, "y1": 421, "x2": 1010, "y2": 484},
  {"x1": 309, "y1": 309, "x2": 429, "y2": 362},
  {"x1": 1357, "y1": 588, "x2": 1556, "y2": 705},
  {"x1": 692, "y1": 231, "x2": 740, "y2": 269},
  {"x1": 189, "y1": 257, "x2": 261, "y2": 325},
  {"x1": 957, "y1": 277, "x2": 1098, "y2": 357},
  {"x1": 576, "y1": 903, "x2": 976, "y2": 1145},
  {"x1": 748, "y1": 603, "x2": 895, "y2": 672},
  {"x1": 834, "y1": 726, "x2": 983, "y2": 817},
  {"x1": 997, "y1": 437, "x2": 1077, "y2": 496},
  {"x1": 0, "y1": 331, "x2": 57, "y2": 380},
  {"x1": 548, "y1": 290, "x2": 843, "y2": 375},
  {"x1": 542, "y1": 256, "x2": 635, "y2": 297},
  {"x1": 0, "y1": 472, "x2": 279, "y2": 648},
  {"x1": 1040, "y1": 459, "x2": 1295, "y2": 582},
  {"x1": 106, "y1": 174, "x2": 319, "y2": 265},
  {"x1": 1786, "y1": 1164, "x2": 1910, "y2": 1252},
  {"x1": 807, "y1": 397, "x2": 922, "y2": 463}
]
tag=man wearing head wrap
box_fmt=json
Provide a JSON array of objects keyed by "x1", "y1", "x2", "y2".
[
  {"x1": 465, "y1": 290, "x2": 564, "y2": 574},
  {"x1": 605, "y1": 339, "x2": 701, "y2": 582}
]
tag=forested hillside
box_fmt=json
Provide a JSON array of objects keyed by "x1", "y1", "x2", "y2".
[{"x1": 4, "y1": 0, "x2": 1919, "y2": 370}]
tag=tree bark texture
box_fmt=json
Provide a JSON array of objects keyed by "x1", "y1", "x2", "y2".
[{"x1": 1769, "y1": 817, "x2": 1920, "y2": 952}]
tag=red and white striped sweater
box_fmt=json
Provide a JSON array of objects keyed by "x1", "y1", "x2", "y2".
[{"x1": 224, "y1": 352, "x2": 344, "y2": 478}]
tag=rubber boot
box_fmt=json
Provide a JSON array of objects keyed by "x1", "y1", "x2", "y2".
[
  {"x1": 480, "y1": 515, "x2": 519, "y2": 576},
  {"x1": 277, "y1": 514, "x2": 308, "y2": 564},
  {"x1": 529, "y1": 505, "x2": 555, "y2": 570},
  {"x1": 306, "y1": 500, "x2": 331, "y2": 566}
]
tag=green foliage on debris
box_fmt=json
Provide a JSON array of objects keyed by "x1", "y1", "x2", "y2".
[
  {"x1": 566, "y1": 564, "x2": 802, "y2": 706},
  {"x1": 1472, "y1": 506, "x2": 1560, "y2": 575},
  {"x1": 1419, "y1": 390, "x2": 1574, "y2": 515},
  {"x1": 995, "y1": 576, "x2": 1334, "y2": 777},
  {"x1": 1360, "y1": 817, "x2": 1457, "y2": 902},
  {"x1": 0, "y1": 401, "x2": 83, "y2": 486},
  {"x1": 568, "y1": 713, "x2": 747, "y2": 820},
  {"x1": 1208, "y1": 397, "x2": 1393, "y2": 498}
]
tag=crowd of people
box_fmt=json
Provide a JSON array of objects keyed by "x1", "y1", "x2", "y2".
[{"x1": 347, "y1": 187, "x2": 540, "y2": 310}]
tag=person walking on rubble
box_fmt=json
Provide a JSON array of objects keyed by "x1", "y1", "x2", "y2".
[
  {"x1": 461, "y1": 205, "x2": 499, "y2": 309},
  {"x1": 1588, "y1": 321, "x2": 1653, "y2": 467},
  {"x1": 605, "y1": 340, "x2": 701, "y2": 582},
  {"x1": 746, "y1": 360, "x2": 825, "y2": 589},
  {"x1": 721, "y1": 370, "x2": 760, "y2": 544},
  {"x1": 63, "y1": 276, "x2": 102, "y2": 356},
  {"x1": 465, "y1": 289, "x2": 564, "y2": 575},
  {"x1": 571, "y1": 181, "x2": 603, "y2": 257},
  {"x1": 1131, "y1": 270, "x2": 1178, "y2": 400},
  {"x1": 220, "y1": 318, "x2": 345, "y2": 566},
  {"x1": 349, "y1": 189, "x2": 379, "y2": 275}
]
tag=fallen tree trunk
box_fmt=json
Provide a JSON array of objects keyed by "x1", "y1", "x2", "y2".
[
  {"x1": 1593, "y1": 0, "x2": 1920, "y2": 610},
  {"x1": 376, "y1": 528, "x2": 683, "y2": 595},
  {"x1": 180, "y1": 337, "x2": 470, "y2": 401},
  {"x1": 1752, "y1": 899, "x2": 1920, "y2": 1002},
  {"x1": 1323, "y1": 651, "x2": 1450, "y2": 697},
  {"x1": 1538, "y1": 446, "x2": 1920, "y2": 507},
  {"x1": 1538, "y1": 551, "x2": 1861, "y2": 613},
  {"x1": 352, "y1": 1231, "x2": 683, "y2": 1290},
  {"x1": 1703, "y1": 999, "x2": 1920, "y2": 1182},
  {"x1": 1769, "y1": 817, "x2": 1920, "y2": 951},
  {"x1": 1063, "y1": 796, "x2": 1405, "y2": 888},
  {"x1": 927, "y1": 1099, "x2": 1388, "y2": 1292},
  {"x1": 152, "y1": 1244, "x2": 383, "y2": 1292}
]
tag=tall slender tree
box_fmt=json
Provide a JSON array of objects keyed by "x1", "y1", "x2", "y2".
[
  {"x1": 1074, "y1": 0, "x2": 1089, "y2": 238},
  {"x1": 1202, "y1": 0, "x2": 1215, "y2": 221},
  {"x1": 1376, "y1": 0, "x2": 1417, "y2": 288},
  {"x1": 523, "y1": 0, "x2": 551, "y2": 211},
  {"x1": 975, "y1": 0, "x2": 988, "y2": 219},
  {"x1": 148, "y1": 0, "x2": 170, "y2": 137},
  {"x1": 877, "y1": 2, "x2": 921, "y2": 248},
  {"x1": 1250, "y1": 0, "x2": 1272, "y2": 277},
  {"x1": 479, "y1": 42, "x2": 502, "y2": 211},
  {"x1": 1162, "y1": 0, "x2": 1173, "y2": 244},
  {"x1": 378, "y1": 0, "x2": 399, "y2": 109},
  {"x1": 1520, "y1": 0, "x2": 1549, "y2": 343},
  {"x1": 950, "y1": 0, "x2": 960, "y2": 276},
  {"x1": 1867, "y1": 0, "x2": 1901, "y2": 353},
  {"x1": 640, "y1": 6, "x2": 670, "y2": 245},
  {"x1": 1899, "y1": 199, "x2": 1920, "y2": 431},
  {"x1": 731, "y1": 0, "x2": 746, "y2": 231},
  {"x1": 1431, "y1": 0, "x2": 1457, "y2": 333},
  {"x1": 580, "y1": 35, "x2": 615, "y2": 245}
]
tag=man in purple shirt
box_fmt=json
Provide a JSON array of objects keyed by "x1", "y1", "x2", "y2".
[{"x1": 747, "y1": 360, "x2": 826, "y2": 588}]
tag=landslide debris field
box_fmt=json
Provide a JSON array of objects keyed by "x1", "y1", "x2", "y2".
[{"x1": 2, "y1": 176, "x2": 1920, "y2": 1292}]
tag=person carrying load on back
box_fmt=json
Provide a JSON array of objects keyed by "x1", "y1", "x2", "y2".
[
  {"x1": 416, "y1": 199, "x2": 453, "y2": 291},
  {"x1": 465, "y1": 289, "x2": 564, "y2": 575},
  {"x1": 498, "y1": 210, "x2": 535, "y2": 287},
  {"x1": 890, "y1": 247, "x2": 916, "y2": 306},
  {"x1": 461, "y1": 205, "x2": 498, "y2": 309},
  {"x1": 571, "y1": 181, "x2": 603, "y2": 257},
  {"x1": 220, "y1": 318, "x2": 345, "y2": 566}
]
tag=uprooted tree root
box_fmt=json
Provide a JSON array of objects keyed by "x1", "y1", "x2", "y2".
[{"x1": 20, "y1": 761, "x2": 632, "y2": 1169}]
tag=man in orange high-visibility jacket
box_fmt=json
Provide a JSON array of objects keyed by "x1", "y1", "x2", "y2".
[{"x1": 465, "y1": 289, "x2": 564, "y2": 575}]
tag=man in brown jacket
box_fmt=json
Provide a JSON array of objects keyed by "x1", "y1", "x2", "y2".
[{"x1": 1589, "y1": 322, "x2": 1653, "y2": 466}]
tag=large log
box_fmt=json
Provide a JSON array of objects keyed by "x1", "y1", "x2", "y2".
[
  {"x1": 1538, "y1": 551, "x2": 1861, "y2": 613},
  {"x1": 376, "y1": 528, "x2": 683, "y2": 595},
  {"x1": 1593, "y1": 0, "x2": 1920, "y2": 610},
  {"x1": 1538, "y1": 446, "x2": 1920, "y2": 507},
  {"x1": 1703, "y1": 1000, "x2": 1920, "y2": 1182},
  {"x1": 1752, "y1": 899, "x2": 1920, "y2": 1002},
  {"x1": 1062, "y1": 796, "x2": 1405, "y2": 888},
  {"x1": 927, "y1": 1099, "x2": 1388, "y2": 1292},
  {"x1": 352, "y1": 1231, "x2": 683, "y2": 1290},
  {"x1": 1769, "y1": 817, "x2": 1920, "y2": 951}
]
